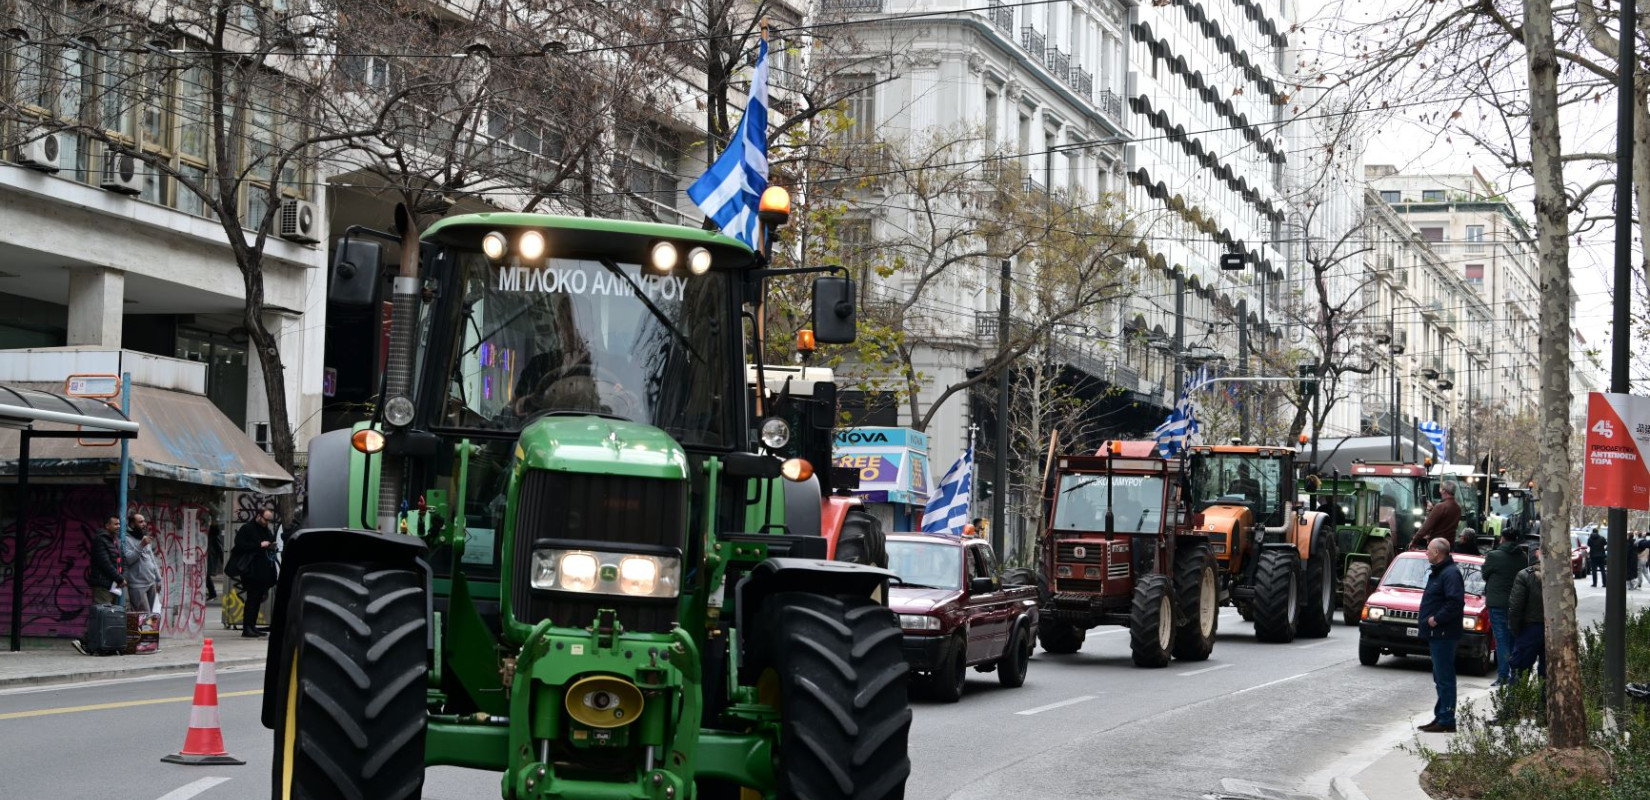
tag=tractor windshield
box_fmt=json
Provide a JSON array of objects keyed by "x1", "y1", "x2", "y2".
[
  {"x1": 1190, "y1": 455, "x2": 1283, "y2": 518},
  {"x1": 1052, "y1": 473, "x2": 1167, "y2": 534},
  {"x1": 1489, "y1": 493, "x2": 1525, "y2": 516},
  {"x1": 887, "y1": 540, "x2": 963, "y2": 590},
  {"x1": 438, "y1": 254, "x2": 735, "y2": 447}
]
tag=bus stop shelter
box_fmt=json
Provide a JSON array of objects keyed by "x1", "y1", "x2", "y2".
[{"x1": 0, "y1": 386, "x2": 138, "y2": 651}]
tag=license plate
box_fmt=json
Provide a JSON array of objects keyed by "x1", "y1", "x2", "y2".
[{"x1": 1405, "y1": 627, "x2": 1419, "y2": 637}]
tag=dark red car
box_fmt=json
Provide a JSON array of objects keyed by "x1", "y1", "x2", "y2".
[
  {"x1": 1570, "y1": 531, "x2": 1590, "y2": 578},
  {"x1": 1358, "y1": 552, "x2": 1495, "y2": 675},
  {"x1": 887, "y1": 534, "x2": 1039, "y2": 702}
]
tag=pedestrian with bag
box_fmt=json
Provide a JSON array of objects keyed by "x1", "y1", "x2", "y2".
[
  {"x1": 120, "y1": 513, "x2": 160, "y2": 612},
  {"x1": 1481, "y1": 526, "x2": 1523, "y2": 688},
  {"x1": 1588, "y1": 527, "x2": 1608, "y2": 586},
  {"x1": 1418, "y1": 537, "x2": 1466, "y2": 733},
  {"x1": 230, "y1": 509, "x2": 279, "y2": 638},
  {"x1": 71, "y1": 516, "x2": 127, "y2": 655},
  {"x1": 1509, "y1": 551, "x2": 1546, "y2": 682}
]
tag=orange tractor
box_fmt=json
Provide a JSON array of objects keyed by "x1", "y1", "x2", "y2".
[{"x1": 1185, "y1": 444, "x2": 1337, "y2": 642}]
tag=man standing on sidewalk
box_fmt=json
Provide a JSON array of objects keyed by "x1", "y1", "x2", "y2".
[
  {"x1": 1419, "y1": 537, "x2": 1465, "y2": 733},
  {"x1": 1588, "y1": 527, "x2": 1608, "y2": 587},
  {"x1": 120, "y1": 513, "x2": 160, "y2": 613},
  {"x1": 72, "y1": 516, "x2": 126, "y2": 655},
  {"x1": 1509, "y1": 552, "x2": 1546, "y2": 681},
  {"x1": 231, "y1": 509, "x2": 278, "y2": 638},
  {"x1": 1481, "y1": 527, "x2": 1522, "y2": 688}
]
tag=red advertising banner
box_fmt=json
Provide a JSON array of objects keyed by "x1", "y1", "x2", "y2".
[{"x1": 1582, "y1": 392, "x2": 1650, "y2": 510}]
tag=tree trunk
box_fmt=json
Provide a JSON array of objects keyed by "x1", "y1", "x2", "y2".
[{"x1": 1523, "y1": 0, "x2": 1586, "y2": 749}]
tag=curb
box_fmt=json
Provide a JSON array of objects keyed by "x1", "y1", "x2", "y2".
[
  {"x1": 1330, "y1": 776, "x2": 1371, "y2": 800},
  {"x1": 0, "y1": 655, "x2": 266, "y2": 690}
]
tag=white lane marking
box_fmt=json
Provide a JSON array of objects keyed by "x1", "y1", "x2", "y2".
[
  {"x1": 1179, "y1": 663, "x2": 1233, "y2": 677},
  {"x1": 0, "y1": 666, "x2": 262, "y2": 696},
  {"x1": 1232, "y1": 671, "x2": 1311, "y2": 696},
  {"x1": 1295, "y1": 640, "x2": 1335, "y2": 649},
  {"x1": 153, "y1": 777, "x2": 232, "y2": 800},
  {"x1": 1090, "y1": 629, "x2": 1130, "y2": 636},
  {"x1": 1015, "y1": 695, "x2": 1099, "y2": 715}
]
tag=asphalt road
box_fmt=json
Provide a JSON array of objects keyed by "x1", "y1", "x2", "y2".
[{"x1": 0, "y1": 577, "x2": 1636, "y2": 800}]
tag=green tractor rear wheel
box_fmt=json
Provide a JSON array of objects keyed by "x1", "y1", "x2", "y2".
[
  {"x1": 756, "y1": 591, "x2": 911, "y2": 800},
  {"x1": 271, "y1": 563, "x2": 427, "y2": 800},
  {"x1": 1341, "y1": 561, "x2": 1372, "y2": 626}
]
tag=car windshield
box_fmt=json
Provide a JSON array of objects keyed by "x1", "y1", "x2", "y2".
[
  {"x1": 437, "y1": 254, "x2": 734, "y2": 447},
  {"x1": 1190, "y1": 454, "x2": 1283, "y2": 516},
  {"x1": 887, "y1": 540, "x2": 963, "y2": 590},
  {"x1": 1053, "y1": 473, "x2": 1166, "y2": 533},
  {"x1": 1380, "y1": 556, "x2": 1485, "y2": 596}
]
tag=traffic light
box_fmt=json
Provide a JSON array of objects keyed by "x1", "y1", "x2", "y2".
[
  {"x1": 1298, "y1": 362, "x2": 1320, "y2": 400},
  {"x1": 978, "y1": 479, "x2": 994, "y2": 500}
]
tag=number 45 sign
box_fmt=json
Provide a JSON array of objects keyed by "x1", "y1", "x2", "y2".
[{"x1": 1583, "y1": 393, "x2": 1650, "y2": 510}]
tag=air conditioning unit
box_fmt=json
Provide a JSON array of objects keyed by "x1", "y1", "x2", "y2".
[
  {"x1": 277, "y1": 198, "x2": 322, "y2": 244},
  {"x1": 100, "y1": 150, "x2": 143, "y2": 194},
  {"x1": 15, "y1": 131, "x2": 61, "y2": 172}
]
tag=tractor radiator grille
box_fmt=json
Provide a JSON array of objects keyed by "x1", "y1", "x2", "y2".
[
  {"x1": 511, "y1": 469, "x2": 686, "y2": 633},
  {"x1": 1057, "y1": 541, "x2": 1105, "y2": 565}
]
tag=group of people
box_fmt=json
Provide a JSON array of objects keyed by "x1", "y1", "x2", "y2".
[
  {"x1": 1411, "y1": 480, "x2": 1548, "y2": 734},
  {"x1": 1584, "y1": 527, "x2": 1650, "y2": 589},
  {"x1": 73, "y1": 507, "x2": 286, "y2": 653}
]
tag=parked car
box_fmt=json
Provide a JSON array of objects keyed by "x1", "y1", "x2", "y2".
[
  {"x1": 1570, "y1": 530, "x2": 1591, "y2": 578},
  {"x1": 1358, "y1": 551, "x2": 1495, "y2": 676},
  {"x1": 887, "y1": 533, "x2": 1040, "y2": 702}
]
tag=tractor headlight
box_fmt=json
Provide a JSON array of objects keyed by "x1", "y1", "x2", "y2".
[
  {"x1": 1365, "y1": 605, "x2": 1386, "y2": 621},
  {"x1": 760, "y1": 417, "x2": 791, "y2": 449},
  {"x1": 383, "y1": 395, "x2": 415, "y2": 427},
  {"x1": 898, "y1": 614, "x2": 941, "y2": 631},
  {"x1": 529, "y1": 547, "x2": 681, "y2": 598}
]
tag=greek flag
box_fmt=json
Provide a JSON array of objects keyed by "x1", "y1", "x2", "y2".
[
  {"x1": 922, "y1": 447, "x2": 973, "y2": 537},
  {"x1": 1154, "y1": 367, "x2": 1209, "y2": 458},
  {"x1": 1419, "y1": 420, "x2": 1447, "y2": 462},
  {"x1": 687, "y1": 38, "x2": 769, "y2": 249}
]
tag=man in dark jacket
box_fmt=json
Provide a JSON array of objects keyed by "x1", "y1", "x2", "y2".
[
  {"x1": 1509, "y1": 553, "x2": 1545, "y2": 680},
  {"x1": 1588, "y1": 528, "x2": 1608, "y2": 586},
  {"x1": 1481, "y1": 528, "x2": 1523, "y2": 687},
  {"x1": 1418, "y1": 537, "x2": 1465, "y2": 732},
  {"x1": 72, "y1": 516, "x2": 127, "y2": 656},
  {"x1": 1412, "y1": 482, "x2": 1462, "y2": 551},
  {"x1": 231, "y1": 509, "x2": 279, "y2": 638}
]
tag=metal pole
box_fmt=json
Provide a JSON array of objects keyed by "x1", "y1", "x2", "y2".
[
  {"x1": 10, "y1": 432, "x2": 28, "y2": 652},
  {"x1": 1238, "y1": 298, "x2": 1250, "y2": 441},
  {"x1": 1605, "y1": 0, "x2": 1635, "y2": 712},
  {"x1": 1391, "y1": 312, "x2": 1399, "y2": 461},
  {"x1": 1173, "y1": 271, "x2": 1185, "y2": 399},
  {"x1": 117, "y1": 372, "x2": 131, "y2": 611},
  {"x1": 993, "y1": 257, "x2": 1011, "y2": 557}
]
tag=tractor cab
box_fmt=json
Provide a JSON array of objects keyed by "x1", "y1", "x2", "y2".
[
  {"x1": 1429, "y1": 464, "x2": 1489, "y2": 547},
  {"x1": 1346, "y1": 461, "x2": 1430, "y2": 542},
  {"x1": 1483, "y1": 477, "x2": 1540, "y2": 550},
  {"x1": 1187, "y1": 445, "x2": 1295, "y2": 543}
]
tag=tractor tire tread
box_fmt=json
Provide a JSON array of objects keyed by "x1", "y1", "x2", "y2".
[
  {"x1": 1298, "y1": 526, "x2": 1335, "y2": 639},
  {"x1": 1129, "y1": 574, "x2": 1175, "y2": 668},
  {"x1": 1252, "y1": 549, "x2": 1300, "y2": 643},
  {"x1": 1342, "y1": 562, "x2": 1372, "y2": 627},
  {"x1": 1171, "y1": 546, "x2": 1217, "y2": 662}
]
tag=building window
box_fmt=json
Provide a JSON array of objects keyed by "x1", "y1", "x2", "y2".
[
  {"x1": 1422, "y1": 189, "x2": 1446, "y2": 202},
  {"x1": 839, "y1": 219, "x2": 875, "y2": 282},
  {"x1": 617, "y1": 126, "x2": 682, "y2": 221},
  {"x1": 1465, "y1": 264, "x2": 1484, "y2": 284},
  {"x1": 1419, "y1": 227, "x2": 1444, "y2": 243},
  {"x1": 1379, "y1": 190, "x2": 1400, "y2": 203},
  {"x1": 984, "y1": 88, "x2": 1000, "y2": 147},
  {"x1": 839, "y1": 75, "x2": 877, "y2": 143},
  {"x1": 1466, "y1": 224, "x2": 1485, "y2": 253}
]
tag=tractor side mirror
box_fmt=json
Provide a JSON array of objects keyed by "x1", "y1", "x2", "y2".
[
  {"x1": 969, "y1": 576, "x2": 995, "y2": 595},
  {"x1": 329, "y1": 238, "x2": 384, "y2": 307},
  {"x1": 812, "y1": 276, "x2": 856, "y2": 344}
]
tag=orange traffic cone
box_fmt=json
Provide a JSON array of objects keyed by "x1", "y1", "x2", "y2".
[{"x1": 161, "y1": 638, "x2": 246, "y2": 766}]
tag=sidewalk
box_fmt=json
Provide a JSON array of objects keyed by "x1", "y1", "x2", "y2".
[
  {"x1": 0, "y1": 631, "x2": 269, "y2": 689},
  {"x1": 1329, "y1": 685, "x2": 1497, "y2": 800}
]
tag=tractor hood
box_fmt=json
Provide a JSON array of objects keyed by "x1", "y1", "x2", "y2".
[{"x1": 514, "y1": 416, "x2": 689, "y2": 480}]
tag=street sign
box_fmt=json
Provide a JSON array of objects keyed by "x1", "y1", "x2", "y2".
[
  {"x1": 1219, "y1": 252, "x2": 1246, "y2": 271},
  {"x1": 1582, "y1": 392, "x2": 1650, "y2": 510},
  {"x1": 64, "y1": 374, "x2": 120, "y2": 398}
]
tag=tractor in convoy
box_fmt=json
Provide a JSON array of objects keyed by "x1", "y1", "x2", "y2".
[
  {"x1": 1429, "y1": 462, "x2": 1489, "y2": 549},
  {"x1": 263, "y1": 201, "x2": 912, "y2": 800},
  {"x1": 1032, "y1": 440, "x2": 1219, "y2": 668},
  {"x1": 1345, "y1": 460, "x2": 1432, "y2": 548},
  {"x1": 1481, "y1": 473, "x2": 1541, "y2": 555},
  {"x1": 1185, "y1": 443, "x2": 1336, "y2": 642},
  {"x1": 1301, "y1": 476, "x2": 1397, "y2": 626}
]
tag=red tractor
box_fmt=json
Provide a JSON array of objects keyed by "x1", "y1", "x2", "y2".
[{"x1": 1030, "y1": 440, "x2": 1218, "y2": 667}]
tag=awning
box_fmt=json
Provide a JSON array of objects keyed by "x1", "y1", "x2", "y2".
[
  {"x1": 832, "y1": 427, "x2": 931, "y2": 506},
  {"x1": 0, "y1": 384, "x2": 293, "y2": 493}
]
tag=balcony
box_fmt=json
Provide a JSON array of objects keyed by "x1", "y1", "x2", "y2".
[
  {"x1": 1069, "y1": 67, "x2": 1094, "y2": 100},
  {"x1": 1048, "y1": 46, "x2": 1070, "y2": 79},
  {"x1": 1022, "y1": 27, "x2": 1046, "y2": 62},
  {"x1": 988, "y1": 2, "x2": 1014, "y2": 33},
  {"x1": 822, "y1": 0, "x2": 884, "y2": 10},
  {"x1": 1095, "y1": 89, "x2": 1124, "y2": 123},
  {"x1": 1421, "y1": 299, "x2": 1443, "y2": 320}
]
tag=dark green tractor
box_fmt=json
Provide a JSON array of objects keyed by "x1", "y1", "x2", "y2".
[
  {"x1": 262, "y1": 210, "x2": 911, "y2": 800},
  {"x1": 1303, "y1": 478, "x2": 1395, "y2": 626}
]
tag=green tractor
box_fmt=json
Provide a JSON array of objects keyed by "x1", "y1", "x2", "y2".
[
  {"x1": 1302, "y1": 477, "x2": 1396, "y2": 626},
  {"x1": 1482, "y1": 478, "x2": 1541, "y2": 555},
  {"x1": 263, "y1": 209, "x2": 911, "y2": 799}
]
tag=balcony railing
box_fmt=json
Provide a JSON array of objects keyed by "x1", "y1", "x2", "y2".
[
  {"x1": 1095, "y1": 89, "x2": 1124, "y2": 122},
  {"x1": 988, "y1": 2, "x2": 1014, "y2": 33},
  {"x1": 822, "y1": 0, "x2": 884, "y2": 10},
  {"x1": 1069, "y1": 67, "x2": 1093, "y2": 99},
  {"x1": 1021, "y1": 27, "x2": 1046, "y2": 62},
  {"x1": 1048, "y1": 46, "x2": 1070, "y2": 79}
]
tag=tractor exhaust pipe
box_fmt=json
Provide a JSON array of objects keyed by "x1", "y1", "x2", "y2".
[{"x1": 377, "y1": 205, "x2": 421, "y2": 533}]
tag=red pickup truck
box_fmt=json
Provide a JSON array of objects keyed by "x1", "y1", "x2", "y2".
[{"x1": 887, "y1": 533, "x2": 1040, "y2": 702}]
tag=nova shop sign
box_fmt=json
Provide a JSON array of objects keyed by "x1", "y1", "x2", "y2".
[{"x1": 832, "y1": 427, "x2": 926, "y2": 450}]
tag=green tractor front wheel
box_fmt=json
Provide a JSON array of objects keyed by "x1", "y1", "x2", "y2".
[
  {"x1": 1341, "y1": 561, "x2": 1373, "y2": 626},
  {"x1": 756, "y1": 591, "x2": 911, "y2": 800},
  {"x1": 271, "y1": 563, "x2": 428, "y2": 800}
]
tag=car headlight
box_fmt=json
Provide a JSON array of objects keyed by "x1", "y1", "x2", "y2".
[
  {"x1": 1366, "y1": 605, "x2": 1386, "y2": 621},
  {"x1": 898, "y1": 614, "x2": 941, "y2": 631},
  {"x1": 529, "y1": 548, "x2": 681, "y2": 598}
]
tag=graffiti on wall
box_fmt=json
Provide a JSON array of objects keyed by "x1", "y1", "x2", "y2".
[{"x1": 0, "y1": 483, "x2": 218, "y2": 639}]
